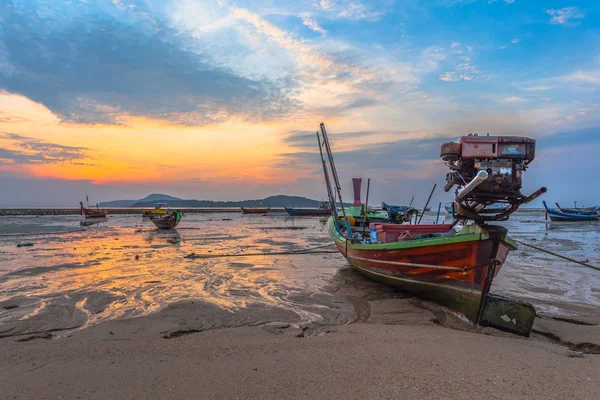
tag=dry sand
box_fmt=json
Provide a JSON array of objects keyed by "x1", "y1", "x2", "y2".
[{"x1": 2, "y1": 300, "x2": 599, "y2": 400}]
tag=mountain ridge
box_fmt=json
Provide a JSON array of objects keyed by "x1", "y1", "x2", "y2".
[{"x1": 99, "y1": 194, "x2": 330, "y2": 208}]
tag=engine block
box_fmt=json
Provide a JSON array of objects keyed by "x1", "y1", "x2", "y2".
[{"x1": 441, "y1": 134, "x2": 545, "y2": 221}]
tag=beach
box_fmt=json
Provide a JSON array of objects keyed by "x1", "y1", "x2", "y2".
[
  {"x1": 2, "y1": 301, "x2": 599, "y2": 400},
  {"x1": 1, "y1": 210, "x2": 599, "y2": 399}
]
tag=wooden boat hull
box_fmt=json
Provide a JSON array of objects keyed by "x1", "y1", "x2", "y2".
[
  {"x1": 328, "y1": 218, "x2": 516, "y2": 322},
  {"x1": 80, "y1": 202, "x2": 108, "y2": 218},
  {"x1": 150, "y1": 211, "x2": 182, "y2": 229},
  {"x1": 547, "y1": 212, "x2": 599, "y2": 222},
  {"x1": 241, "y1": 207, "x2": 270, "y2": 214},
  {"x1": 285, "y1": 207, "x2": 331, "y2": 216}
]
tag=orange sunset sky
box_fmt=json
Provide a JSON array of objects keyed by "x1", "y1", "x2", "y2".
[{"x1": 1, "y1": 0, "x2": 599, "y2": 207}]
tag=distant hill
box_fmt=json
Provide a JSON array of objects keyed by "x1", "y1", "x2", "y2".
[
  {"x1": 131, "y1": 195, "x2": 328, "y2": 208},
  {"x1": 99, "y1": 193, "x2": 182, "y2": 207}
]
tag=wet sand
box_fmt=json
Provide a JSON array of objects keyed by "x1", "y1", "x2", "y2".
[
  {"x1": 2, "y1": 299, "x2": 599, "y2": 400},
  {"x1": 1, "y1": 211, "x2": 599, "y2": 398}
]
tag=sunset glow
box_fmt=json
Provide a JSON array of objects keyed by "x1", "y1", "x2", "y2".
[{"x1": 1, "y1": 0, "x2": 599, "y2": 206}]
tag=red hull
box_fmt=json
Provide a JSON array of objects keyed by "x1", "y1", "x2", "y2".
[
  {"x1": 329, "y1": 219, "x2": 515, "y2": 321},
  {"x1": 80, "y1": 202, "x2": 108, "y2": 219}
]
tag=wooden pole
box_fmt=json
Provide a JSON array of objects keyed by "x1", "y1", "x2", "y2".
[{"x1": 418, "y1": 184, "x2": 437, "y2": 224}]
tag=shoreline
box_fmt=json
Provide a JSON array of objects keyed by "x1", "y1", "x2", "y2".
[
  {"x1": 1, "y1": 298, "x2": 599, "y2": 399},
  {"x1": 0, "y1": 208, "x2": 284, "y2": 216}
]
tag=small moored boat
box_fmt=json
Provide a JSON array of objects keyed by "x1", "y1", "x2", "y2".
[
  {"x1": 285, "y1": 203, "x2": 332, "y2": 216},
  {"x1": 142, "y1": 203, "x2": 169, "y2": 216},
  {"x1": 543, "y1": 201, "x2": 599, "y2": 222},
  {"x1": 150, "y1": 210, "x2": 182, "y2": 229},
  {"x1": 79, "y1": 201, "x2": 108, "y2": 219}
]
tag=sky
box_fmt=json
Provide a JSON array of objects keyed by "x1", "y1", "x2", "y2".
[{"x1": 0, "y1": 0, "x2": 599, "y2": 207}]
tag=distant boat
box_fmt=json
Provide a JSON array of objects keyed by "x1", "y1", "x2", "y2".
[
  {"x1": 445, "y1": 202, "x2": 507, "y2": 215},
  {"x1": 79, "y1": 201, "x2": 108, "y2": 219},
  {"x1": 555, "y1": 202, "x2": 598, "y2": 215},
  {"x1": 150, "y1": 210, "x2": 182, "y2": 229},
  {"x1": 543, "y1": 201, "x2": 599, "y2": 222},
  {"x1": 285, "y1": 203, "x2": 331, "y2": 216},
  {"x1": 142, "y1": 203, "x2": 169, "y2": 216},
  {"x1": 241, "y1": 207, "x2": 270, "y2": 215}
]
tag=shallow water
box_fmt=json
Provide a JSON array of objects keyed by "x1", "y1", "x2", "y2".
[{"x1": 0, "y1": 210, "x2": 598, "y2": 337}]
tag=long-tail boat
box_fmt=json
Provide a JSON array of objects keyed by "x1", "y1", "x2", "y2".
[
  {"x1": 241, "y1": 207, "x2": 270, "y2": 215},
  {"x1": 554, "y1": 202, "x2": 598, "y2": 215},
  {"x1": 150, "y1": 210, "x2": 182, "y2": 229},
  {"x1": 142, "y1": 203, "x2": 169, "y2": 217},
  {"x1": 79, "y1": 201, "x2": 108, "y2": 219},
  {"x1": 317, "y1": 124, "x2": 546, "y2": 336},
  {"x1": 285, "y1": 202, "x2": 331, "y2": 216},
  {"x1": 445, "y1": 202, "x2": 508, "y2": 215},
  {"x1": 543, "y1": 201, "x2": 599, "y2": 222}
]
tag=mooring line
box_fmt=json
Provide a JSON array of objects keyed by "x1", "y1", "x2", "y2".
[
  {"x1": 514, "y1": 239, "x2": 600, "y2": 272},
  {"x1": 184, "y1": 243, "x2": 338, "y2": 260}
]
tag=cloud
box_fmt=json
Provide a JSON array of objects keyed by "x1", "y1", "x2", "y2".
[
  {"x1": 439, "y1": 43, "x2": 483, "y2": 82},
  {"x1": 547, "y1": 7, "x2": 585, "y2": 25},
  {"x1": 0, "y1": 133, "x2": 87, "y2": 165},
  {"x1": 299, "y1": 13, "x2": 327, "y2": 34},
  {"x1": 511, "y1": 38, "x2": 520, "y2": 44},
  {"x1": 538, "y1": 127, "x2": 600, "y2": 149},
  {"x1": 504, "y1": 0, "x2": 514, "y2": 4},
  {"x1": 0, "y1": 0, "x2": 292, "y2": 125},
  {"x1": 559, "y1": 70, "x2": 600, "y2": 85},
  {"x1": 501, "y1": 96, "x2": 528, "y2": 104},
  {"x1": 279, "y1": 135, "x2": 447, "y2": 174},
  {"x1": 314, "y1": 0, "x2": 387, "y2": 21}
]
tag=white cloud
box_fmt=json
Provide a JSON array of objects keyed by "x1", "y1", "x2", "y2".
[
  {"x1": 439, "y1": 43, "x2": 483, "y2": 82},
  {"x1": 314, "y1": 0, "x2": 387, "y2": 21},
  {"x1": 547, "y1": 7, "x2": 585, "y2": 25},
  {"x1": 299, "y1": 13, "x2": 327, "y2": 35},
  {"x1": 565, "y1": 115, "x2": 575, "y2": 121},
  {"x1": 504, "y1": 0, "x2": 514, "y2": 4},
  {"x1": 511, "y1": 38, "x2": 520, "y2": 44},
  {"x1": 560, "y1": 70, "x2": 600, "y2": 84},
  {"x1": 501, "y1": 96, "x2": 528, "y2": 104}
]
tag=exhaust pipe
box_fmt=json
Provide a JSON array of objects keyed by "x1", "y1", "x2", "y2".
[{"x1": 456, "y1": 171, "x2": 488, "y2": 202}]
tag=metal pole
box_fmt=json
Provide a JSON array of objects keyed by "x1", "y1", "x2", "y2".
[
  {"x1": 418, "y1": 184, "x2": 437, "y2": 224},
  {"x1": 320, "y1": 123, "x2": 352, "y2": 237},
  {"x1": 316, "y1": 132, "x2": 337, "y2": 221},
  {"x1": 408, "y1": 196, "x2": 414, "y2": 208},
  {"x1": 435, "y1": 202, "x2": 442, "y2": 224},
  {"x1": 363, "y1": 178, "x2": 371, "y2": 235}
]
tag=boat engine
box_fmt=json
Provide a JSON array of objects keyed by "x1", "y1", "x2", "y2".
[{"x1": 441, "y1": 134, "x2": 546, "y2": 221}]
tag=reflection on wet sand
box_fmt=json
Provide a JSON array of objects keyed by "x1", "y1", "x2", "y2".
[{"x1": 0, "y1": 211, "x2": 599, "y2": 340}]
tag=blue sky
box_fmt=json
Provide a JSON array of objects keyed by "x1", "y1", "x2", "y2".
[{"x1": 0, "y1": 0, "x2": 599, "y2": 207}]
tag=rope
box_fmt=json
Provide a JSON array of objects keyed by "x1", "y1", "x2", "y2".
[
  {"x1": 184, "y1": 243, "x2": 338, "y2": 260},
  {"x1": 514, "y1": 239, "x2": 600, "y2": 272}
]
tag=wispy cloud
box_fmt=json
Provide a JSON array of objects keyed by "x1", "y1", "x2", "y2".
[
  {"x1": 501, "y1": 96, "x2": 528, "y2": 104},
  {"x1": 547, "y1": 7, "x2": 585, "y2": 25},
  {"x1": 439, "y1": 43, "x2": 483, "y2": 82},
  {"x1": 299, "y1": 13, "x2": 327, "y2": 35},
  {"x1": 0, "y1": 133, "x2": 87, "y2": 165},
  {"x1": 560, "y1": 70, "x2": 600, "y2": 84},
  {"x1": 314, "y1": 0, "x2": 387, "y2": 21}
]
